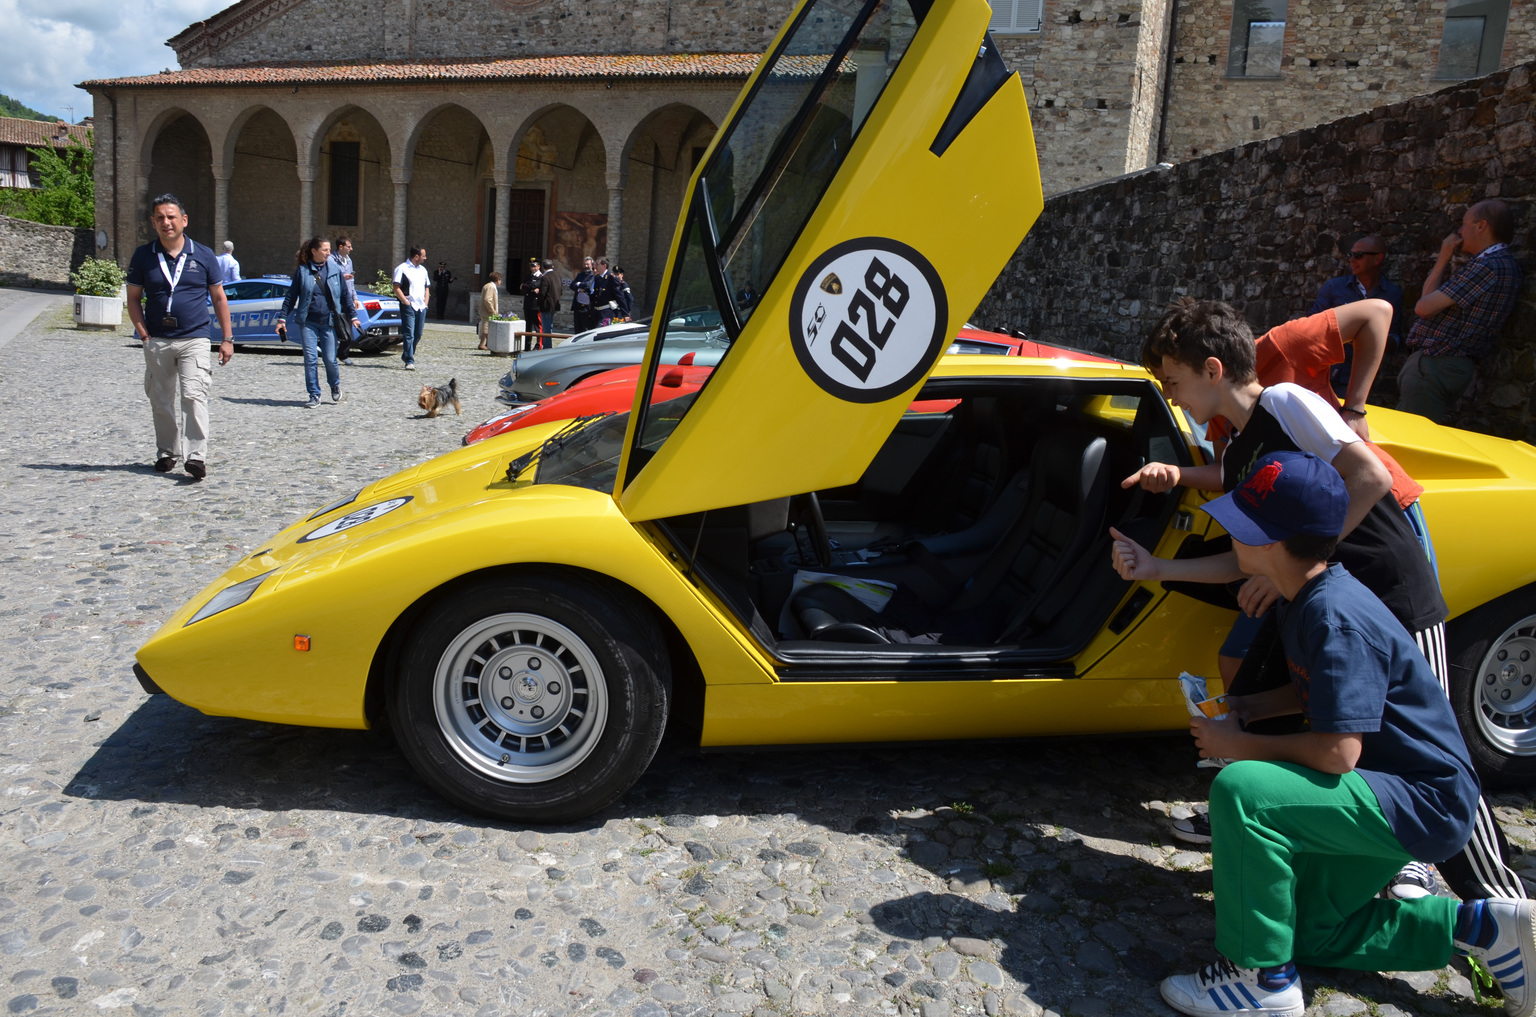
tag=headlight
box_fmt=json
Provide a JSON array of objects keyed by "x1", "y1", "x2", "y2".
[{"x1": 186, "y1": 571, "x2": 273, "y2": 626}]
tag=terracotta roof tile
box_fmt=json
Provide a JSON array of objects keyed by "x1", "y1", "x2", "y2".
[
  {"x1": 0, "y1": 116, "x2": 91, "y2": 147},
  {"x1": 80, "y1": 53, "x2": 786, "y2": 89}
]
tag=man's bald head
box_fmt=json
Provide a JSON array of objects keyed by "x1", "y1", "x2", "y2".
[{"x1": 1468, "y1": 199, "x2": 1514, "y2": 243}]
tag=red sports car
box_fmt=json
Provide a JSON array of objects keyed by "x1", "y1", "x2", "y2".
[{"x1": 464, "y1": 328, "x2": 1109, "y2": 445}]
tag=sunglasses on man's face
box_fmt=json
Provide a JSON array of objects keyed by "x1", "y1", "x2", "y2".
[{"x1": 1348, "y1": 251, "x2": 1382, "y2": 259}]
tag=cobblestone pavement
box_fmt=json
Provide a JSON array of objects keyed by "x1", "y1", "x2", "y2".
[{"x1": 1, "y1": 293, "x2": 1532, "y2": 1017}]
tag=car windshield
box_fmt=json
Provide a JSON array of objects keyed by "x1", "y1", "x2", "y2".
[
  {"x1": 623, "y1": 0, "x2": 922, "y2": 488},
  {"x1": 537, "y1": 394, "x2": 700, "y2": 494}
]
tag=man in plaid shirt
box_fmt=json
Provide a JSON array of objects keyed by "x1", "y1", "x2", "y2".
[{"x1": 1399, "y1": 199, "x2": 1522, "y2": 423}]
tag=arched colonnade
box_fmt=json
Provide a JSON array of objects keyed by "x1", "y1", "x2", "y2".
[{"x1": 106, "y1": 81, "x2": 732, "y2": 315}]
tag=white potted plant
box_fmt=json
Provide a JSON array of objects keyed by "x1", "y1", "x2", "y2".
[
  {"x1": 71, "y1": 258, "x2": 127, "y2": 329},
  {"x1": 487, "y1": 313, "x2": 522, "y2": 355}
]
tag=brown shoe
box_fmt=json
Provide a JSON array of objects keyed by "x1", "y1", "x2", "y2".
[
  {"x1": 185, "y1": 460, "x2": 206, "y2": 481},
  {"x1": 155, "y1": 456, "x2": 175, "y2": 473}
]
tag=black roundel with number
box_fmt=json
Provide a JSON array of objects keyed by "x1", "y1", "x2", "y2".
[{"x1": 787, "y1": 237, "x2": 950, "y2": 404}]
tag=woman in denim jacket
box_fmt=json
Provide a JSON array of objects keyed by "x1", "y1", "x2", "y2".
[{"x1": 277, "y1": 237, "x2": 359, "y2": 407}]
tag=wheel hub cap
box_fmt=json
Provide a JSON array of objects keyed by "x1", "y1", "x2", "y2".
[
  {"x1": 433, "y1": 613, "x2": 608, "y2": 783},
  {"x1": 480, "y1": 649, "x2": 572, "y2": 733},
  {"x1": 1475, "y1": 623, "x2": 1536, "y2": 755}
]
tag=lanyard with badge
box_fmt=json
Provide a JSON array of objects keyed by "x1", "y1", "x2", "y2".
[{"x1": 156, "y1": 239, "x2": 193, "y2": 330}]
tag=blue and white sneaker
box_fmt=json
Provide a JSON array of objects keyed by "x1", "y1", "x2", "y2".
[
  {"x1": 1160, "y1": 957, "x2": 1304, "y2": 1017},
  {"x1": 1465, "y1": 899, "x2": 1536, "y2": 1017}
]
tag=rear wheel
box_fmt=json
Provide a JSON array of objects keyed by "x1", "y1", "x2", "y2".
[
  {"x1": 1449, "y1": 585, "x2": 1536, "y2": 786},
  {"x1": 351, "y1": 333, "x2": 397, "y2": 353},
  {"x1": 390, "y1": 572, "x2": 671, "y2": 822}
]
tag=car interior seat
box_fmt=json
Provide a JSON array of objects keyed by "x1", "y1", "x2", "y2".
[{"x1": 791, "y1": 425, "x2": 1111, "y2": 645}]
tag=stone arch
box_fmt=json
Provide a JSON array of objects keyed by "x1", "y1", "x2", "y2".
[
  {"x1": 619, "y1": 103, "x2": 719, "y2": 311},
  {"x1": 226, "y1": 107, "x2": 300, "y2": 278},
  {"x1": 308, "y1": 105, "x2": 394, "y2": 285},
  {"x1": 215, "y1": 103, "x2": 299, "y2": 173},
  {"x1": 406, "y1": 104, "x2": 495, "y2": 317},
  {"x1": 143, "y1": 109, "x2": 214, "y2": 247},
  {"x1": 501, "y1": 104, "x2": 608, "y2": 291}
]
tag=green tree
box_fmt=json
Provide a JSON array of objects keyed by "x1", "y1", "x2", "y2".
[
  {"x1": 0, "y1": 93, "x2": 54, "y2": 121},
  {"x1": 0, "y1": 135, "x2": 94, "y2": 228}
]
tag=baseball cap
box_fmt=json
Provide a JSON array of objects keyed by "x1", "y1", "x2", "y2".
[{"x1": 1201, "y1": 450, "x2": 1347, "y2": 545}]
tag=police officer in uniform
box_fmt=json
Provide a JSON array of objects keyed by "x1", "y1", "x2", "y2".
[
  {"x1": 125, "y1": 193, "x2": 233, "y2": 481},
  {"x1": 592, "y1": 257, "x2": 619, "y2": 327},
  {"x1": 612, "y1": 265, "x2": 634, "y2": 321}
]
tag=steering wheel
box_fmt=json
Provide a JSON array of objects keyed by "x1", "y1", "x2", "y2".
[{"x1": 794, "y1": 492, "x2": 834, "y2": 569}]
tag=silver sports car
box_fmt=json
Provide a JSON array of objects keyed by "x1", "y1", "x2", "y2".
[{"x1": 499, "y1": 328, "x2": 728, "y2": 403}]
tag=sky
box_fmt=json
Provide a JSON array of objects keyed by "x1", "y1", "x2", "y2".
[{"x1": 1, "y1": 0, "x2": 231, "y2": 121}]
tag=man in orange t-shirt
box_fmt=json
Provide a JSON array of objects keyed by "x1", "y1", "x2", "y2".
[{"x1": 1206, "y1": 301, "x2": 1423, "y2": 510}]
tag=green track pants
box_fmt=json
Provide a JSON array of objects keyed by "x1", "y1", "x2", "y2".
[{"x1": 1210, "y1": 759, "x2": 1459, "y2": 970}]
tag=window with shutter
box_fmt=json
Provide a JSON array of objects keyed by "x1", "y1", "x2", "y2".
[{"x1": 989, "y1": 0, "x2": 1042, "y2": 33}]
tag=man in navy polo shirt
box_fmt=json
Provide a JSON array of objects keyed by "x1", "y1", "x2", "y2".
[{"x1": 125, "y1": 194, "x2": 233, "y2": 481}]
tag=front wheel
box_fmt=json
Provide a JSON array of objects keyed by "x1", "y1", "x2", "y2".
[
  {"x1": 1449, "y1": 585, "x2": 1536, "y2": 787},
  {"x1": 390, "y1": 572, "x2": 671, "y2": 822}
]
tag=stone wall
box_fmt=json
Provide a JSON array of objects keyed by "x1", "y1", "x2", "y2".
[
  {"x1": 1161, "y1": 0, "x2": 1536, "y2": 163},
  {"x1": 172, "y1": 0, "x2": 801, "y2": 66},
  {"x1": 0, "y1": 215, "x2": 95, "y2": 289},
  {"x1": 972, "y1": 60, "x2": 1536, "y2": 442},
  {"x1": 996, "y1": 0, "x2": 1173, "y2": 195}
]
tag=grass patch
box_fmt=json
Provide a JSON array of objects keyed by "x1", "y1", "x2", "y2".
[
  {"x1": 952, "y1": 802, "x2": 975, "y2": 815},
  {"x1": 983, "y1": 861, "x2": 1014, "y2": 878}
]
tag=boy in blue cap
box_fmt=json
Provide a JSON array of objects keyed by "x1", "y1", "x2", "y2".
[{"x1": 1159, "y1": 449, "x2": 1534, "y2": 1017}]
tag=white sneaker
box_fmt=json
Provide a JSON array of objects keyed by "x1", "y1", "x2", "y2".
[
  {"x1": 404, "y1": 363, "x2": 417, "y2": 371},
  {"x1": 1464, "y1": 899, "x2": 1536, "y2": 1017},
  {"x1": 1387, "y1": 861, "x2": 1440, "y2": 900},
  {"x1": 1160, "y1": 958, "x2": 1304, "y2": 1017}
]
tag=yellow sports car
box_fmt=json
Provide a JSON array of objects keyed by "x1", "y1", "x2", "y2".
[{"x1": 136, "y1": 0, "x2": 1536, "y2": 822}]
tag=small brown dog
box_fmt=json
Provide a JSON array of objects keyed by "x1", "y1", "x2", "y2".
[{"x1": 418, "y1": 378, "x2": 460, "y2": 418}]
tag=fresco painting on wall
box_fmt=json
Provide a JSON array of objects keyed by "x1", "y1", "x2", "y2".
[{"x1": 551, "y1": 212, "x2": 607, "y2": 277}]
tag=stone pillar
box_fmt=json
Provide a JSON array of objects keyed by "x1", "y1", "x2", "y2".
[
  {"x1": 605, "y1": 172, "x2": 624, "y2": 266},
  {"x1": 492, "y1": 176, "x2": 511, "y2": 302},
  {"x1": 297, "y1": 164, "x2": 317, "y2": 242},
  {"x1": 212, "y1": 166, "x2": 231, "y2": 249},
  {"x1": 391, "y1": 166, "x2": 411, "y2": 265}
]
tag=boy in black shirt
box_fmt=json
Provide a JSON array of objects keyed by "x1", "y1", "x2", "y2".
[{"x1": 1158, "y1": 450, "x2": 1533, "y2": 1017}]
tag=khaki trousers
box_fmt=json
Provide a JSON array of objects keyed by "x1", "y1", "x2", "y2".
[{"x1": 143, "y1": 337, "x2": 212, "y2": 463}]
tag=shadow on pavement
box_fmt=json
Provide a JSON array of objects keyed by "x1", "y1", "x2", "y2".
[
  {"x1": 221, "y1": 395, "x2": 310, "y2": 407},
  {"x1": 23, "y1": 462, "x2": 161, "y2": 475},
  {"x1": 61, "y1": 693, "x2": 1491, "y2": 1012}
]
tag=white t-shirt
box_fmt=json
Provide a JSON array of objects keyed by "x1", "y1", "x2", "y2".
[
  {"x1": 1256, "y1": 382, "x2": 1361, "y2": 464},
  {"x1": 393, "y1": 261, "x2": 430, "y2": 310}
]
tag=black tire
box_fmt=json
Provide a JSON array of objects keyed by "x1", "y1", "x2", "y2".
[
  {"x1": 1449, "y1": 583, "x2": 1536, "y2": 787},
  {"x1": 351, "y1": 334, "x2": 398, "y2": 354},
  {"x1": 389, "y1": 571, "x2": 671, "y2": 822}
]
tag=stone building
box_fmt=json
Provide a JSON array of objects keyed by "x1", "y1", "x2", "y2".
[
  {"x1": 0, "y1": 117, "x2": 92, "y2": 190},
  {"x1": 82, "y1": 0, "x2": 1532, "y2": 315}
]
